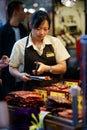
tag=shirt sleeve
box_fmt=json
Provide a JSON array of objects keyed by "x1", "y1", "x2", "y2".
[
  {"x1": 52, "y1": 37, "x2": 70, "y2": 63},
  {"x1": 9, "y1": 41, "x2": 25, "y2": 68}
]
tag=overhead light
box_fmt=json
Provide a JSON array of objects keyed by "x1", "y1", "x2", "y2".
[
  {"x1": 24, "y1": 8, "x2": 28, "y2": 13},
  {"x1": 61, "y1": 0, "x2": 76, "y2": 7},
  {"x1": 33, "y1": 3, "x2": 38, "y2": 8},
  {"x1": 39, "y1": 8, "x2": 47, "y2": 12},
  {"x1": 28, "y1": 8, "x2": 35, "y2": 14}
]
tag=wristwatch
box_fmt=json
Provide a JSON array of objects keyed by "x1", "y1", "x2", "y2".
[{"x1": 49, "y1": 66, "x2": 52, "y2": 73}]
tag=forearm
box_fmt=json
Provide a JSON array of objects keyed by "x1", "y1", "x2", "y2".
[
  {"x1": 9, "y1": 66, "x2": 21, "y2": 80},
  {"x1": 45, "y1": 61, "x2": 67, "y2": 74}
]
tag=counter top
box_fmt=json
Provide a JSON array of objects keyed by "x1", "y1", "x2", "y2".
[{"x1": 44, "y1": 114, "x2": 82, "y2": 130}]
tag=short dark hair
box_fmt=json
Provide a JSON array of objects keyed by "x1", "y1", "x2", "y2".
[
  {"x1": 7, "y1": 0, "x2": 24, "y2": 19},
  {"x1": 30, "y1": 10, "x2": 51, "y2": 29}
]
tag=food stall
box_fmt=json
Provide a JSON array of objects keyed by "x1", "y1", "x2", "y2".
[
  {"x1": 43, "y1": 82, "x2": 83, "y2": 130},
  {"x1": 6, "y1": 80, "x2": 83, "y2": 130}
]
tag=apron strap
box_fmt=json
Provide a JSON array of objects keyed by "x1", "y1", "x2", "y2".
[{"x1": 25, "y1": 35, "x2": 29, "y2": 47}]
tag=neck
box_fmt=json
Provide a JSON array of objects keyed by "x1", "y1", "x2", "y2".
[
  {"x1": 31, "y1": 35, "x2": 43, "y2": 45},
  {"x1": 10, "y1": 18, "x2": 19, "y2": 27}
]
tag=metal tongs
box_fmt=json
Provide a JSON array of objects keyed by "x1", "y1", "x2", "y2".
[
  {"x1": 29, "y1": 75, "x2": 46, "y2": 81},
  {"x1": 35, "y1": 61, "x2": 39, "y2": 75},
  {"x1": 27, "y1": 61, "x2": 45, "y2": 81},
  {"x1": 28, "y1": 61, "x2": 51, "y2": 81}
]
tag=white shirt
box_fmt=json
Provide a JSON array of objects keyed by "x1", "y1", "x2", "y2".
[
  {"x1": 9, "y1": 34, "x2": 70, "y2": 71},
  {"x1": 12, "y1": 27, "x2": 20, "y2": 41}
]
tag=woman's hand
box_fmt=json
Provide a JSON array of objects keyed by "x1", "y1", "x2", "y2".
[
  {"x1": 34, "y1": 62, "x2": 49, "y2": 75},
  {"x1": 9, "y1": 66, "x2": 32, "y2": 82},
  {"x1": 17, "y1": 73, "x2": 31, "y2": 82},
  {"x1": 33, "y1": 60, "x2": 67, "y2": 75}
]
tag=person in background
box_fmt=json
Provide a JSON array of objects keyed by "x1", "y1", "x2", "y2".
[
  {"x1": 9, "y1": 10, "x2": 70, "y2": 91},
  {"x1": 0, "y1": 0, "x2": 28, "y2": 100},
  {"x1": 23, "y1": 11, "x2": 32, "y2": 32},
  {"x1": 0, "y1": 55, "x2": 9, "y2": 70},
  {"x1": 0, "y1": 55, "x2": 9, "y2": 100}
]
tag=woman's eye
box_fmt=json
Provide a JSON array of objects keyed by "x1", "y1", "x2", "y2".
[
  {"x1": 36, "y1": 28, "x2": 49, "y2": 31},
  {"x1": 37, "y1": 28, "x2": 40, "y2": 30},
  {"x1": 44, "y1": 29, "x2": 49, "y2": 31}
]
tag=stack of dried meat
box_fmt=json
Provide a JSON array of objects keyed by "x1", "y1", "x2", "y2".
[
  {"x1": 5, "y1": 91, "x2": 44, "y2": 108},
  {"x1": 44, "y1": 82, "x2": 69, "y2": 93},
  {"x1": 45, "y1": 96, "x2": 72, "y2": 115}
]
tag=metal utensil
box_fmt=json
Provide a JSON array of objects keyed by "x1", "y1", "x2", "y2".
[{"x1": 29, "y1": 75, "x2": 45, "y2": 81}]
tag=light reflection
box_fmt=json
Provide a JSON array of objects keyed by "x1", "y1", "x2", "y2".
[
  {"x1": 33, "y1": 3, "x2": 38, "y2": 7},
  {"x1": 61, "y1": 0, "x2": 76, "y2": 7},
  {"x1": 24, "y1": 8, "x2": 28, "y2": 13},
  {"x1": 39, "y1": 8, "x2": 47, "y2": 12},
  {"x1": 28, "y1": 8, "x2": 36, "y2": 14}
]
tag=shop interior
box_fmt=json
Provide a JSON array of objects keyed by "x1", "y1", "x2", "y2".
[{"x1": 0, "y1": 0, "x2": 86, "y2": 130}]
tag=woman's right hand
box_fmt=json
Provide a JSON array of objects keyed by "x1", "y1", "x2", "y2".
[{"x1": 18, "y1": 73, "x2": 31, "y2": 82}]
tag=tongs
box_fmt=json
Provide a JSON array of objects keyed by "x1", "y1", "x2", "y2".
[
  {"x1": 29, "y1": 75, "x2": 46, "y2": 81},
  {"x1": 28, "y1": 61, "x2": 51, "y2": 81},
  {"x1": 35, "y1": 61, "x2": 39, "y2": 75}
]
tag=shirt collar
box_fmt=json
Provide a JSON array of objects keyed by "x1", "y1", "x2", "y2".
[{"x1": 26, "y1": 33, "x2": 52, "y2": 48}]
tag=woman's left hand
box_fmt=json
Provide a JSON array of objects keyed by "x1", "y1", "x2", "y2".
[
  {"x1": 35, "y1": 62, "x2": 48, "y2": 75},
  {"x1": 34, "y1": 60, "x2": 67, "y2": 75}
]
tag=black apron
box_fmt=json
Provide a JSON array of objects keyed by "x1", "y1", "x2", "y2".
[{"x1": 23, "y1": 36, "x2": 60, "y2": 90}]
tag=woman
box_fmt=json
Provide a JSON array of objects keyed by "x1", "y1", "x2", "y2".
[{"x1": 9, "y1": 10, "x2": 70, "y2": 90}]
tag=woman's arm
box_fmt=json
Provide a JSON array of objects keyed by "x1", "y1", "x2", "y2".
[
  {"x1": 9, "y1": 66, "x2": 31, "y2": 82},
  {"x1": 35, "y1": 60, "x2": 67, "y2": 75}
]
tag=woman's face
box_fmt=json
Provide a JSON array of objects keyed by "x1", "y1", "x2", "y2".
[{"x1": 31, "y1": 20, "x2": 49, "y2": 41}]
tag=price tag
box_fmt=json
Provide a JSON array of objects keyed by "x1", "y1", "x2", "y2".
[
  {"x1": 64, "y1": 81, "x2": 78, "y2": 87},
  {"x1": 78, "y1": 96, "x2": 83, "y2": 110},
  {"x1": 34, "y1": 89, "x2": 47, "y2": 101},
  {"x1": 70, "y1": 96, "x2": 83, "y2": 110},
  {"x1": 50, "y1": 91, "x2": 65, "y2": 98}
]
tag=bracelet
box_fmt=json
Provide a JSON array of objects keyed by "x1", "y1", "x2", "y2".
[{"x1": 49, "y1": 66, "x2": 52, "y2": 73}]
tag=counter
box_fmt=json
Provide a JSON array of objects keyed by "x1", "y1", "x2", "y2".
[
  {"x1": 8, "y1": 105, "x2": 83, "y2": 130},
  {"x1": 44, "y1": 114, "x2": 82, "y2": 130}
]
